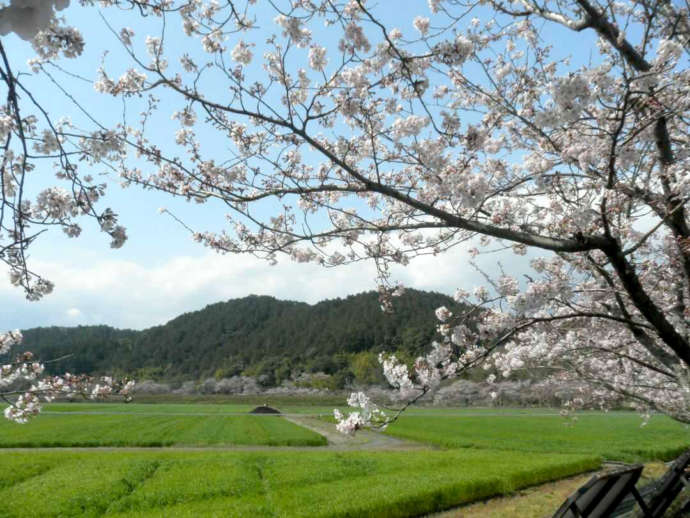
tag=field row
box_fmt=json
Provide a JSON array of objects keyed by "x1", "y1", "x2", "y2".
[
  {"x1": 1, "y1": 405, "x2": 689, "y2": 463},
  {"x1": 0, "y1": 414, "x2": 326, "y2": 447},
  {"x1": 42, "y1": 402, "x2": 624, "y2": 416},
  {"x1": 2, "y1": 404, "x2": 688, "y2": 517},
  {"x1": 0, "y1": 449, "x2": 600, "y2": 517},
  {"x1": 384, "y1": 414, "x2": 690, "y2": 462}
]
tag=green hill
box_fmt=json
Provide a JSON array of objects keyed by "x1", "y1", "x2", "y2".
[{"x1": 20, "y1": 290, "x2": 460, "y2": 387}]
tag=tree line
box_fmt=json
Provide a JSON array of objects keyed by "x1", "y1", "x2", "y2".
[{"x1": 20, "y1": 290, "x2": 460, "y2": 388}]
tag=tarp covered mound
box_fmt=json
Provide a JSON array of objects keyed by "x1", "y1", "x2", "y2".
[{"x1": 249, "y1": 405, "x2": 281, "y2": 414}]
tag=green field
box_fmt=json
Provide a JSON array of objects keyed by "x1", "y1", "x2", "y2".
[
  {"x1": 384, "y1": 413, "x2": 690, "y2": 462},
  {"x1": 0, "y1": 449, "x2": 599, "y2": 517},
  {"x1": 1, "y1": 402, "x2": 688, "y2": 516},
  {"x1": 4, "y1": 403, "x2": 689, "y2": 460},
  {"x1": 0, "y1": 413, "x2": 326, "y2": 447},
  {"x1": 42, "y1": 402, "x2": 335, "y2": 415}
]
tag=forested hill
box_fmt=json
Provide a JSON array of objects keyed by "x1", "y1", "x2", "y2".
[{"x1": 20, "y1": 290, "x2": 459, "y2": 385}]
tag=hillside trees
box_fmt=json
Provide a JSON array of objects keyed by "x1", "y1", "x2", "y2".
[
  {"x1": 20, "y1": 291, "x2": 454, "y2": 384},
  {"x1": 2, "y1": 0, "x2": 690, "y2": 426}
]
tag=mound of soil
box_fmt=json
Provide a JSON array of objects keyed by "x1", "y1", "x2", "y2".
[{"x1": 249, "y1": 405, "x2": 281, "y2": 414}]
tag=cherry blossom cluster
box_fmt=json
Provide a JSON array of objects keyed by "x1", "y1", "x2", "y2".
[
  {"x1": 92, "y1": 0, "x2": 690, "y2": 425},
  {"x1": 0, "y1": 0, "x2": 70, "y2": 41},
  {"x1": 0, "y1": 330, "x2": 135, "y2": 423},
  {"x1": 0, "y1": 1, "x2": 141, "y2": 299},
  {"x1": 333, "y1": 392, "x2": 388, "y2": 434},
  {"x1": 3, "y1": 0, "x2": 690, "y2": 427},
  {"x1": 334, "y1": 342, "x2": 462, "y2": 431}
]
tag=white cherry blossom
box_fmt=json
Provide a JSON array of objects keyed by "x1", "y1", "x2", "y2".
[{"x1": 2, "y1": 0, "x2": 690, "y2": 429}]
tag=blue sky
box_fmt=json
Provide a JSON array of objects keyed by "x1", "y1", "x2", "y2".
[{"x1": 0, "y1": 1, "x2": 595, "y2": 331}]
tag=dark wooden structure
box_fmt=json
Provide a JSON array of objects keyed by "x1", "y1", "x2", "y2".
[
  {"x1": 553, "y1": 465, "x2": 646, "y2": 517},
  {"x1": 554, "y1": 449, "x2": 690, "y2": 518},
  {"x1": 611, "y1": 449, "x2": 690, "y2": 517},
  {"x1": 249, "y1": 405, "x2": 281, "y2": 414}
]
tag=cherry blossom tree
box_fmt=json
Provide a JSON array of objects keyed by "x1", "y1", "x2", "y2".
[
  {"x1": 0, "y1": 1, "x2": 139, "y2": 300},
  {"x1": 0, "y1": 1, "x2": 144, "y2": 421},
  {"x1": 3, "y1": 0, "x2": 690, "y2": 426}
]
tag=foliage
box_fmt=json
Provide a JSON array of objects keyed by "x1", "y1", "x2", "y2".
[
  {"x1": 101, "y1": 393, "x2": 350, "y2": 407},
  {"x1": 19, "y1": 290, "x2": 456, "y2": 384},
  {"x1": 0, "y1": 449, "x2": 599, "y2": 517},
  {"x1": 349, "y1": 352, "x2": 386, "y2": 386}
]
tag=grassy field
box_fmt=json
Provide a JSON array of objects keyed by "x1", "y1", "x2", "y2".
[
  {"x1": 384, "y1": 413, "x2": 690, "y2": 462},
  {"x1": 43, "y1": 402, "x2": 334, "y2": 415},
  {"x1": 6, "y1": 403, "x2": 689, "y2": 459},
  {"x1": 2, "y1": 402, "x2": 688, "y2": 516},
  {"x1": 0, "y1": 413, "x2": 326, "y2": 447},
  {"x1": 0, "y1": 449, "x2": 599, "y2": 517},
  {"x1": 42, "y1": 401, "x2": 664, "y2": 416},
  {"x1": 41, "y1": 402, "x2": 582, "y2": 419},
  {"x1": 115, "y1": 394, "x2": 348, "y2": 408}
]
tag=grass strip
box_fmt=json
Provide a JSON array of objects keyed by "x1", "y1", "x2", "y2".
[
  {"x1": 0, "y1": 449, "x2": 599, "y2": 517},
  {"x1": 384, "y1": 414, "x2": 690, "y2": 462},
  {"x1": 0, "y1": 414, "x2": 326, "y2": 447}
]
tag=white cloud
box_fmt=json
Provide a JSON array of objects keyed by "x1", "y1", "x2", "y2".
[
  {"x1": 65, "y1": 308, "x2": 82, "y2": 318},
  {"x1": 1, "y1": 240, "x2": 547, "y2": 331},
  {"x1": 1, "y1": 253, "x2": 378, "y2": 330}
]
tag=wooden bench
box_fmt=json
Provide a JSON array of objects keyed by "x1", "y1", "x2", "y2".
[
  {"x1": 611, "y1": 449, "x2": 690, "y2": 517},
  {"x1": 555, "y1": 449, "x2": 690, "y2": 518},
  {"x1": 553, "y1": 465, "x2": 647, "y2": 517}
]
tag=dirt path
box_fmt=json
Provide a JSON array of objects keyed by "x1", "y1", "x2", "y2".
[
  {"x1": 424, "y1": 462, "x2": 671, "y2": 518},
  {"x1": 425, "y1": 472, "x2": 594, "y2": 518},
  {"x1": 283, "y1": 415, "x2": 429, "y2": 450}
]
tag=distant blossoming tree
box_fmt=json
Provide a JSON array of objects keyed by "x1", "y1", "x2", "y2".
[
  {"x1": 0, "y1": 329, "x2": 134, "y2": 422},
  {"x1": 2, "y1": 0, "x2": 690, "y2": 427}
]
